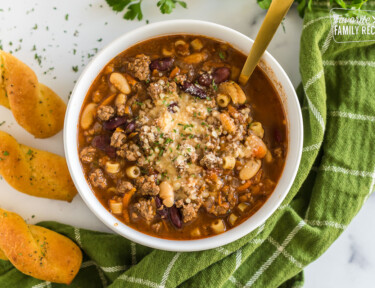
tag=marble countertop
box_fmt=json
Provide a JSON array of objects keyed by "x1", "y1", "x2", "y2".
[{"x1": 0, "y1": 0, "x2": 373, "y2": 287}]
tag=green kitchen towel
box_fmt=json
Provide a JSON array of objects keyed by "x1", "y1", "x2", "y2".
[{"x1": 1, "y1": 1, "x2": 375, "y2": 287}]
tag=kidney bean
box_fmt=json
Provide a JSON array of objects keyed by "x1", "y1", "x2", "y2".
[
  {"x1": 168, "y1": 205, "x2": 182, "y2": 229},
  {"x1": 103, "y1": 116, "x2": 128, "y2": 130},
  {"x1": 167, "y1": 102, "x2": 179, "y2": 113},
  {"x1": 125, "y1": 122, "x2": 136, "y2": 134},
  {"x1": 213, "y1": 67, "x2": 230, "y2": 84},
  {"x1": 105, "y1": 146, "x2": 117, "y2": 159},
  {"x1": 274, "y1": 128, "x2": 283, "y2": 143},
  {"x1": 197, "y1": 73, "x2": 213, "y2": 87},
  {"x1": 91, "y1": 135, "x2": 110, "y2": 151},
  {"x1": 149, "y1": 57, "x2": 175, "y2": 71},
  {"x1": 180, "y1": 82, "x2": 207, "y2": 99},
  {"x1": 155, "y1": 196, "x2": 168, "y2": 219}
]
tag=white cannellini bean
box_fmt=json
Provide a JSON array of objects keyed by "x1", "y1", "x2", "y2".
[
  {"x1": 239, "y1": 159, "x2": 261, "y2": 180},
  {"x1": 80, "y1": 103, "x2": 97, "y2": 130},
  {"x1": 115, "y1": 93, "x2": 127, "y2": 106},
  {"x1": 109, "y1": 72, "x2": 131, "y2": 95},
  {"x1": 159, "y1": 181, "x2": 174, "y2": 207}
]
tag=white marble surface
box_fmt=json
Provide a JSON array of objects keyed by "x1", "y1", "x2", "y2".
[{"x1": 0, "y1": 0, "x2": 373, "y2": 287}]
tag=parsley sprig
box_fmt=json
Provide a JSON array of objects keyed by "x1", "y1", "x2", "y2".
[{"x1": 105, "y1": 0, "x2": 187, "y2": 21}]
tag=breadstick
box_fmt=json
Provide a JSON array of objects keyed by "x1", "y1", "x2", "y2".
[
  {"x1": 0, "y1": 208, "x2": 82, "y2": 284},
  {"x1": 0, "y1": 50, "x2": 66, "y2": 138},
  {"x1": 0, "y1": 131, "x2": 77, "y2": 201}
]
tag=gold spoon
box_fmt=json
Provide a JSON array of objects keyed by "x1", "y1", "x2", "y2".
[{"x1": 239, "y1": 0, "x2": 294, "y2": 86}]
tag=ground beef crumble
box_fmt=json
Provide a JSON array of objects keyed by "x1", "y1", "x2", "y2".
[
  {"x1": 89, "y1": 169, "x2": 107, "y2": 189},
  {"x1": 117, "y1": 180, "x2": 134, "y2": 194},
  {"x1": 127, "y1": 54, "x2": 151, "y2": 81},
  {"x1": 200, "y1": 152, "x2": 223, "y2": 169},
  {"x1": 111, "y1": 131, "x2": 127, "y2": 148},
  {"x1": 135, "y1": 175, "x2": 160, "y2": 196},
  {"x1": 117, "y1": 143, "x2": 141, "y2": 161},
  {"x1": 147, "y1": 79, "x2": 177, "y2": 101},
  {"x1": 133, "y1": 198, "x2": 156, "y2": 221},
  {"x1": 176, "y1": 200, "x2": 201, "y2": 223},
  {"x1": 97, "y1": 105, "x2": 115, "y2": 121},
  {"x1": 80, "y1": 146, "x2": 96, "y2": 163}
]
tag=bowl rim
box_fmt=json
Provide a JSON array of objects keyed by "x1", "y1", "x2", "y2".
[{"x1": 64, "y1": 19, "x2": 303, "y2": 252}]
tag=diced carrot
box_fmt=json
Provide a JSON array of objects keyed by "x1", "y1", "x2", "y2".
[
  {"x1": 99, "y1": 93, "x2": 116, "y2": 107},
  {"x1": 227, "y1": 104, "x2": 238, "y2": 117},
  {"x1": 237, "y1": 180, "x2": 252, "y2": 192},
  {"x1": 124, "y1": 104, "x2": 132, "y2": 115},
  {"x1": 122, "y1": 187, "x2": 136, "y2": 209},
  {"x1": 123, "y1": 211, "x2": 130, "y2": 223},
  {"x1": 125, "y1": 74, "x2": 137, "y2": 86},
  {"x1": 253, "y1": 146, "x2": 267, "y2": 158},
  {"x1": 208, "y1": 171, "x2": 219, "y2": 182},
  {"x1": 169, "y1": 67, "x2": 180, "y2": 79}
]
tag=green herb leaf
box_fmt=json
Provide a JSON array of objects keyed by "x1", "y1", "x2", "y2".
[
  {"x1": 3, "y1": 151, "x2": 9, "y2": 156},
  {"x1": 124, "y1": 1, "x2": 143, "y2": 21},
  {"x1": 106, "y1": 0, "x2": 186, "y2": 21},
  {"x1": 256, "y1": 0, "x2": 272, "y2": 9},
  {"x1": 212, "y1": 80, "x2": 218, "y2": 91},
  {"x1": 157, "y1": 0, "x2": 187, "y2": 14},
  {"x1": 218, "y1": 51, "x2": 226, "y2": 60},
  {"x1": 105, "y1": 0, "x2": 132, "y2": 11}
]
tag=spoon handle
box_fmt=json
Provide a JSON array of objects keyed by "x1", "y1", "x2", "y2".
[{"x1": 239, "y1": 0, "x2": 294, "y2": 85}]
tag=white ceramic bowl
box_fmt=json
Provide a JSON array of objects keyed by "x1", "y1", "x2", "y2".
[{"x1": 64, "y1": 20, "x2": 303, "y2": 252}]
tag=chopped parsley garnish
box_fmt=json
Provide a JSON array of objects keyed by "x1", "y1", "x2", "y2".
[
  {"x1": 178, "y1": 123, "x2": 193, "y2": 130},
  {"x1": 3, "y1": 151, "x2": 9, "y2": 156},
  {"x1": 207, "y1": 107, "x2": 212, "y2": 113},
  {"x1": 72, "y1": 66, "x2": 79, "y2": 72},
  {"x1": 34, "y1": 53, "x2": 42, "y2": 66},
  {"x1": 65, "y1": 14, "x2": 69, "y2": 20},
  {"x1": 27, "y1": 149, "x2": 33, "y2": 155},
  {"x1": 136, "y1": 101, "x2": 143, "y2": 106},
  {"x1": 212, "y1": 80, "x2": 218, "y2": 91},
  {"x1": 165, "y1": 138, "x2": 173, "y2": 144},
  {"x1": 201, "y1": 121, "x2": 208, "y2": 127},
  {"x1": 219, "y1": 51, "x2": 226, "y2": 60}
]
